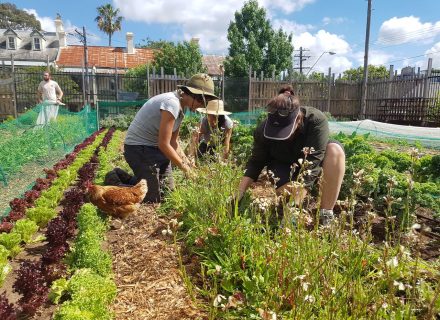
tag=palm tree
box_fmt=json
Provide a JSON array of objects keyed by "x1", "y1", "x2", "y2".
[{"x1": 95, "y1": 4, "x2": 123, "y2": 46}]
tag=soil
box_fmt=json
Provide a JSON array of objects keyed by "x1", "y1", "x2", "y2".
[
  {"x1": 0, "y1": 151, "x2": 65, "y2": 215},
  {"x1": 108, "y1": 204, "x2": 207, "y2": 320},
  {"x1": 0, "y1": 230, "x2": 58, "y2": 320}
]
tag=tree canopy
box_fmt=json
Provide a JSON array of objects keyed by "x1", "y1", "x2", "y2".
[
  {"x1": 0, "y1": 3, "x2": 41, "y2": 30},
  {"x1": 138, "y1": 39, "x2": 206, "y2": 76},
  {"x1": 224, "y1": 0, "x2": 293, "y2": 77},
  {"x1": 341, "y1": 65, "x2": 389, "y2": 81},
  {"x1": 95, "y1": 3, "x2": 123, "y2": 46}
]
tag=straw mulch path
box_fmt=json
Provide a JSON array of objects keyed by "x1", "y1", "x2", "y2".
[{"x1": 108, "y1": 204, "x2": 207, "y2": 320}]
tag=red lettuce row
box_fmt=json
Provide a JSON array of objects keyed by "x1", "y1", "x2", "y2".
[
  {"x1": 0, "y1": 128, "x2": 115, "y2": 318},
  {"x1": 1, "y1": 129, "x2": 105, "y2": 228}
]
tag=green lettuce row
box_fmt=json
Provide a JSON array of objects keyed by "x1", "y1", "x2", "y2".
[
  {"x1": 0, "y1": 130, "x2": 107, "y2": 265},
  {"x1": 95, "y1": 130, "x2": 124, "y2": 185},
  {"x1": 51, "y1": 203, "x2": 116, "y2": 320}
]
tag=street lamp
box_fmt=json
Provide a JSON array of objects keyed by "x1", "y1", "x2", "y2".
[{"x1": 305, "y1": 51, "x2": 336, "y2": 76}]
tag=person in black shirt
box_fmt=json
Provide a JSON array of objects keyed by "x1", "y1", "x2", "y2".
[{"x1": 237, "y1": 86, "x2": 345, "y2": 225}]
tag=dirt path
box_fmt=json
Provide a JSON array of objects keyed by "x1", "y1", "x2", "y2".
[{"x1": 108, "y1": 204, "x2": 206, "y2": 320}]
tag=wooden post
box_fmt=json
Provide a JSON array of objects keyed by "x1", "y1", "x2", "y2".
[
  {"x1": 422, "y1": 58, "x2": 433, "y2": 124},
  {"x1": 146, "y1": 63, "x2": 150, "y2": 98},
  {"x1": 10, "y1": 54, "x2": 14, "y2": 72},
  {"x1": 114, "y1": 56, "x2": 119, "y2": 101},
  {"x1": 91, "y1": 67, "x2": 97, "y2": 107},
  {"x1": 81, "y1": 59, "x2": 86, "y2": 105},
  {"x1": 387, "y1": 65, "x2": 394, "y2": 98},
  {"x1": 327, "y1": 67, "x2": 332, "y2": 113},
  {"x1": 423, "y1": 58, "x2": 432, "y2": 99},
  {"x1": 11, "y1": 65, "x2": 17, "y2": 118},
  {"x1": 248, "y1": 67, "x2": 252, "y2": 113}
]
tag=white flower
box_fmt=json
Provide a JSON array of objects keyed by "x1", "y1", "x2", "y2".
[
  {"x1": 215, "y1": 265, "x2": 222, "y2": 274},
  {"x1": 393, "y1": 281, "x2": 405, "y2": 291},
  {"x1": 161, "y1": 229, "x2": 167, "y2": 236},
  {"x1": 386, "y1": 257, "x2": 398, "y2": 268},
  {"x1": 213, "y1": 294, "x2": 226, "y2": 307},
  {"x1": 302, "y1": 282, "x2": 310, "y2": 291},
  {"x1": 294, "y1": 275, "x2": 306, "y2": 281},
  {"x1": 411, "y1": 223, "x2": 421, "y2": 230},
  {"x1": 298, "y1": 158, "x2": 303, "y2": 165},
  {"x1": 304, "y1": 295, "x2": 315, "y2": 303}
]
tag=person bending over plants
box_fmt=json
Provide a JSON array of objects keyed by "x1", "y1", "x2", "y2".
[
  {"x1": 124, "y1": 73, "x2": 219, "y2": 203},
  {"x1": 191, "y1": 99, "x2": 233, "y2": 160},
  {"x1": 236, "y1": 86, "x2": 346, "y2": 225}
]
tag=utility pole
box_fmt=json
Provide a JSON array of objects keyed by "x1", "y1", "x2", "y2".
[
  {"x1": 360, "y1": 0, "x2": 372, "y2": 119},
  {"x1": 75, "y1": 26, "x2": 90, "y2": 105},
  {"x1": 293, "y1": 47, "x2": 310, "y2": 75}
]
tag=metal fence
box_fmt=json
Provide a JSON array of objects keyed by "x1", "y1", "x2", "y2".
[{"x1": 1, "y1": 64, "x2": 440, "y2": 125}]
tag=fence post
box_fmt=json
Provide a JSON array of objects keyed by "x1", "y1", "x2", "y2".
[
  {"x1": 81, "y1": 60, "x2": 86, "y2": 106},
  {"x1": 91, "y1": 67, "x2": 97, "y2": 106},
  {"x1": 326, "y1": 67, "x2": 332, "y2": 113},
  {"x1": 11, "y1": 60, "x2": 18, "y2": 118},
  {"x1": 114, "y1": 56, "x2": 119, "y2": 102},
  {"x1": 422, "y1": 58, "x2": 433, "y2": 124},
  {"x1": 248, "y1": 67, "x2": 252, "y2": 113},
  {"x1": 387, "y1": 65, "x2": 394, "y2": 99},
  {"x1": 146, "y1": 63, "x2": 150, "y2": 98}
]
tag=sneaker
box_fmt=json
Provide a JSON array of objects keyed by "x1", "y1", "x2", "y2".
[{"x1": 319, "y1": 209, "x2": 335, "y2": 227}]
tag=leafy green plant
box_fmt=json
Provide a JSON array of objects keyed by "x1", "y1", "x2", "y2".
[
  {"x1": 0, "y1": 232, "x2": 22, "y2": 257},
  {"x1": 53, "y1": 269, "x2": 116, "y2": 320},
  {"x1": 12, "y1": 219, "x2": 38, "y2": 243},
  {"x1": 26, "y1": 207, "x2": 57, "y2": 227}
]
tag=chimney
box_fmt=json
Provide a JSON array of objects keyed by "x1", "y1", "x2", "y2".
[
  {"x1": 126, "y1": 32, "x2": 134, "y2": 54},
  {"x1": 190, "y1": 37, "x2": 200, "y2": 45},
  {"x1": 54, "y1": 15, "x2": 66, "y2": 47}
]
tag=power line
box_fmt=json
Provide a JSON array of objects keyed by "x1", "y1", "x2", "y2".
[
  {"x1": 293, "y1": 47, "x2": 310, "y2": 74},
  {"x1": 374, "y1": 25, "x2": 440, "y2": 45},
  {"x1": 386, "y1": 50, "x2": 440, "y2": 64}
]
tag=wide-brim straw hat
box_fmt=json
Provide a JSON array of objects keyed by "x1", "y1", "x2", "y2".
[
  {"x1": 177, "y1": 73, "x2": 219, "y2": 99},
  {"x1": 196, "y1": 99, "x2": 231, "y2": 115}
]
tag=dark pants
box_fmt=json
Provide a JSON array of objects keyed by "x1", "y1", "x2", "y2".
[
  {"x1": 124, "y1": 145, "x2": 174, "y2": 203},
  {"x1": 197, "y1": 141, "x2": 216, "y2": 158}
]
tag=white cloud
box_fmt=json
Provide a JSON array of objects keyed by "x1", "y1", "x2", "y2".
[
  {"x1": 291, "y1": 30, "x2": 352, "y2": 74},
  {"x1": 113, "y1": 0, "x2": 315, "y2": 54},
  {"x1": 272, "y1": 19, "x2": 314, "y2": 34},
  {"x1": 425, "y1": 42, "x2": 440, "y2": 68},
  {"x1": 353, "y1": 50, "x2": 393, "y2": 67},
  {"x1": 377, "y1": 16, "x2": 440, "y2": 45},
  {"x1": 24, "y1": 9, "x2": 101, "y2": 45},
  {"x1": 322, "y1": 17, "x2": 347, "y2": 26},
  {"x1": 23, "y1": 8, "x2": 56, "y2": 31}
]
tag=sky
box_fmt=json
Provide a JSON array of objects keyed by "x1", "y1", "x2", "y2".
[{"x1": 8, "y1": 0, "x2": 440, "y2": 74}]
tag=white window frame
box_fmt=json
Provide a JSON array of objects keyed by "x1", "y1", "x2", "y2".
[
  {"x1": 7, "y1": 36, "x2": 16, "y2": 50},
  {"x1": 33, "y1": 37, "x2": 41, "y2": 51}
]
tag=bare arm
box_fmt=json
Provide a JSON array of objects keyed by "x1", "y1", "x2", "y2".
[
  {"x1": 158, "y1": 110, "x2": 190, "y2": 173},
  {"x1": 55, "y1": 83, "x2": 63, "y2": 101},
  {"x1": 237, "y1": 176, "x2": 254, "y2": 200},
  {"x1": 223, "y1": 128, "x2": 232, "y2": 158}
]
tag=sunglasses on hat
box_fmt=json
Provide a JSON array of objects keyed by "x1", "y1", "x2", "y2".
[{"x1": 267, "y1": 107, "x2": 291, "y2": 117}]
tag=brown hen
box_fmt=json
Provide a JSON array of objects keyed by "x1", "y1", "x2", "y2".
[{"x1": 86, "y1": 179, "x2": 147, "y2": 218}]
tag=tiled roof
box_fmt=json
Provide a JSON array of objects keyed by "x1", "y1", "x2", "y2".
[
  {"x1": 57, "y1": 45, "x2": 155, "y2": 69},
  {"x1": 203, "y1": 55, "x2": 225, "y2": 76}
]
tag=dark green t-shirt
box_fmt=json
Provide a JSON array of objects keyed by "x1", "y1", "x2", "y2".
[{"x1": 244, "y1": 106, "x2": 329, "y2": 187}]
